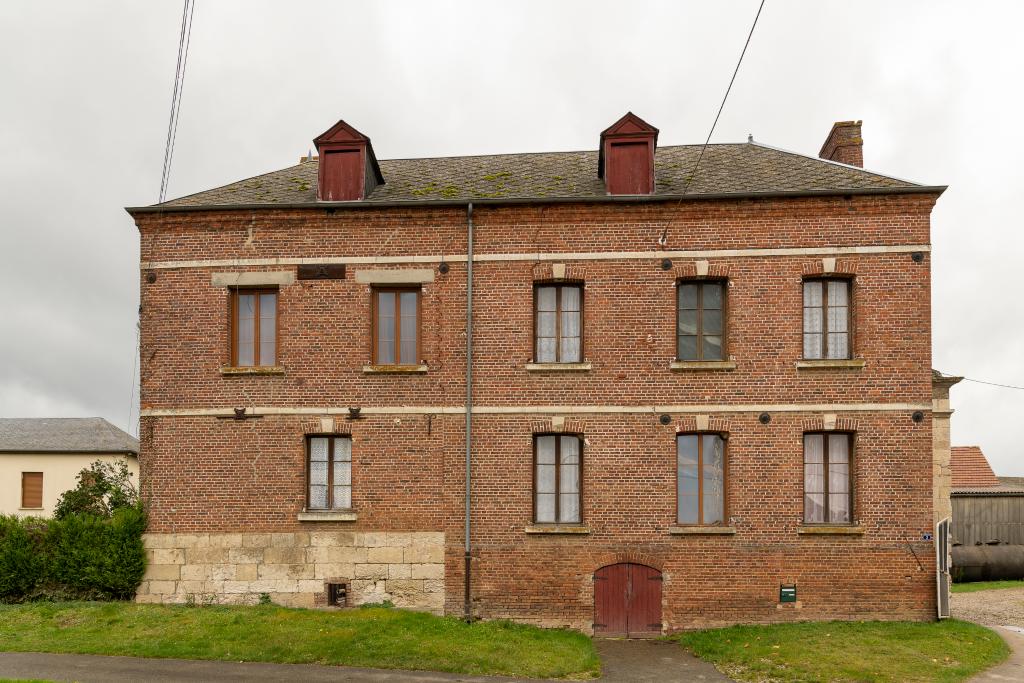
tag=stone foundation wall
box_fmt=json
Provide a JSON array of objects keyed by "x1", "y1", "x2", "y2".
[{"x1": 137, "y1": 531, "x2": 444, "y2": 612}]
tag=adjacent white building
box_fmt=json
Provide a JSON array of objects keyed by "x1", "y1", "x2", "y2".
[{"x1": 0, "y1": 418, "x2": 138, "y2": 517}]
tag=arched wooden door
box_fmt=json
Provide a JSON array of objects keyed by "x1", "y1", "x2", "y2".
[{"x1": 593, "y1": 563, "x2": 662, "y2": 637}]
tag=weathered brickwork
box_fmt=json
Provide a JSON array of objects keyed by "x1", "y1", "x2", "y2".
[{"x1": 133, "y1": 192, "x2": 940, "y2": 630}]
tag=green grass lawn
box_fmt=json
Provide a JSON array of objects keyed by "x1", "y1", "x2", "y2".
[
  {"x1": 675, "y1": 619, "x2": 1008, "y2": 683},
  {"x1": 0, "y1": 602, "x2": 599, "y2": 679},
  {"x1": 952, "y1": 579, "x2": 1024, "y2": 593}
]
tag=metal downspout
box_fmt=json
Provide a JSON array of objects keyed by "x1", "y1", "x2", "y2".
[{"x1": 464, "y1": 202, "x2": 474, "y2": 623}]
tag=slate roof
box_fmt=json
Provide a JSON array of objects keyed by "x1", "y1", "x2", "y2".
[
  {"x1": 152, "y1": 141, "x2": 927, "y2": 210},
  {"x1": 0, "y1": 418, "x2": 138, "y2": 454}
]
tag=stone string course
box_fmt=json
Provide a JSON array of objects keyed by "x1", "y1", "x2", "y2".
[{"x1": 137, "y1": 531, "x2": 444, "y2": 611}]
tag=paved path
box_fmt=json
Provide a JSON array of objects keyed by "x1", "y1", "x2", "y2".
[
  {"x1": 595, "y1": 639, "x2": 732, "y2": 682},
  {"x1": 0, "y1": 641, "x2": 732, "y2": 682},
  {"x1": 952, "y1": 588, "x2": 1024, "y2": 681}
]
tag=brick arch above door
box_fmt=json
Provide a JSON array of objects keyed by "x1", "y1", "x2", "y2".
[{"x1": 593, "y1": 551, "x2": 663, "y2": 573}]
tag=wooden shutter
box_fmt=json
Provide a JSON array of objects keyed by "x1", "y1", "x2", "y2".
[{"x1": 21, "y1": 472, "x2": 43, "y2": 508}]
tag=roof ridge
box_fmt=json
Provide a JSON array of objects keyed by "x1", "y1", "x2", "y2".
[
  {"x1": 375, "y1": 142, "x2": 740, "y2": 164},
  {"x1": 748, "y1": 140, "x2": 925, "y2": 187}
]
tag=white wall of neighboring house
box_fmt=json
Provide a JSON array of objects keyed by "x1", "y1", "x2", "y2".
[{"x1": 1, "y1": 452, "x2": 139, "y2": 517}]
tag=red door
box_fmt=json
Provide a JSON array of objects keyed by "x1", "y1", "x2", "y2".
[{"x1": 594, "y1": 563, "x2": 662, "y2": 637}]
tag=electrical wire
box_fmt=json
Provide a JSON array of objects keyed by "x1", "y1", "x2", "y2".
[
  {"x1": 957, "y1": 376, "x2": 1024, "y2": 391},
  {"x1": 659, "y1": 0, "x2": 765, "y2": 247},
  {"x1": 680, "y1": 0, "x2": 765, "y2": 196},
  {"x1": 158, "y1": 0, "x2": 195, "y2": 203}
]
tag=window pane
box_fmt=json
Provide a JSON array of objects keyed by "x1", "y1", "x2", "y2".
[
  {"x1": 309, "y1": 485, "x2": 328, "y2": 509},
  {"x1": 703, "y1": 309, "x2": 722, "y2": 335},
  {"x1": 803, "y1": 333, "x2": 822, "y2": 360},
  {"x1": 377, "y1": 292, "x2": 395, "y2": 364},
  {"x1": 333, "y1": 485, "x2": 352, "y2": 510},
  {"x1": 536, "y1": 493, "x2": 555, "y2": 523},
  {"x1": 536, "y1": 464, "x2": 555, "y2": 494},
  {"x1": 310, "y1": 438, "x2": 329, "y2": 462},
  {"x1": 537, "y1": 311, "x2": 556, "y2": 338},
  {"x1": 827, "y1": 280, "x2": 848, "y2": 307},
  {"x1": 804, "y1": 434, "x2": 824, "y2": 463},
  {"x1": 803, "y1": 306, "x2": 822, "y2": 333},
  {"x1": 702, "y1": 435, "x2": 725, "y2": 524},
  {"x1": 702, "y1": 335, "x2": 723, "y2": 361},
  {"x1": 803, "y1": 281, "x2": 823, "y2": 307},
  {"x1": 561, "y1": 308, "x2": 580, "y2": 338},
  {"x1": 678, "y1": 435, "x2": 698, "y2": 466},
  {"x1": 678, "y1": 335, "x2": 697, "y2": 360},
  {"x1": 805, "y1": 493, "x2": 825, "y2": 523},
  {"x1": 537, "y1": 337, "x2": 557, "y2": 363},
  {"x1": 400, "y1": 292, "x2": 417, "y2": 364},
  {"x1": 559, "y1": 493, "x2": 580, "y2": 523},
  {"x1": 702, "y1": 283, "x2": 723, "y2": 310},
  {"x1": 560, "y1": 335, "x2": 581, "y2": 363},
  {"x1": 678, "y1": 284, "x2": 698, "y2": 309},
  {"x1": 258, "y1": 293, "x2": 276, "y2": 365},
  {"x1": 828, "y1": 435, "x2": 849, "y2": 462},
  {"x1": 678, "y1": 492, "x2": 698, "y2": 524},
  {"x1": 829, "y1": 493, "x2": 851, "y2": 524},
  {"x1": 537, "y1": 286, "x2": 556, "y2": 311},
  {"x1": 561, "y1": 286, "x2": 580, "y2": 312},
  {"x1": 536, "y1": 436, "x2": 556, "y2": 464},
  {"x1": 236, "y1": 293, "x2": 256, "y2": 366},
  {"x1": 678, "y1": 309, "x2": 698, "y2": 336},
  {"x1": 827, "y1": 332, "x2": 849, "y2": 359},
  {"x1": 827, "y1": 305, "x2": 848, "y2": 333},
  {"x1": 829, "y1": 460, "x2": 849, "y2": 494},
  {"x1": 333, "y1": 460, "x2": 351, "y2": 486}
]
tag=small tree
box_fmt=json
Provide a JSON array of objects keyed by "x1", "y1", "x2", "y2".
[{"x1": 54, "y1": 460, "x2": 139, "y2": 520}]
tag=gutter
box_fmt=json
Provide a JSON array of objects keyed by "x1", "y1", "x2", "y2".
[
  {"x1": 464, "y1": 202, "x2": 474, "y2": 623},
  {"x1": 125, "y1": 185, "x2": 948, "y2": 216}
]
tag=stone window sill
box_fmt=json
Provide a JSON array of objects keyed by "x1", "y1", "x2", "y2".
[
  {"x1": 797, "y1": 525, "x2": 865, "y2": 535},
  {"x1": 524, "y1": 524, "x2": 590, "y2": 535},
  {"x1": 795, "y1": 359, "x2": 866, "y2": 370},
  {"x1": 362, "y1": 364, "x2": 428, "y2": 374},
  {"x1": 669, "y1": 360, "x2": 737, "y2": 371},
  {"x1": 668, "y1": 525, "x2": 737, "y2": 535},
  {"x1": 18, "y1": 507, "x2": 44, "y2": 512},
  {"x1": 524, "y1": 362, "x2": 593, "y2": 372},
  {"x1": 297, "y1": 509, "x2": 358, "y2": 522},
  {"x1": 221, "y1": 366, "x2": 285, "y2": 376}
]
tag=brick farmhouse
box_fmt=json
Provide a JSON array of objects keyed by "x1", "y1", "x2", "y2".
[{"x1": 128, "y1": 113, "x2": 948, "y2": 634}]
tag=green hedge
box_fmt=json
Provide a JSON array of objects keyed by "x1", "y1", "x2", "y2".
[{"x1": 0, "y1": 506, "x2": 146, "y2": 602}]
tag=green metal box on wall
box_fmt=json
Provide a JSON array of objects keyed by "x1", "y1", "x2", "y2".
[{"x1": 780, "y1": 584, "x2": 797, "y2": 603}]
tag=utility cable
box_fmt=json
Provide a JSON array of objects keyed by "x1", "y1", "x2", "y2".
[
  {"x1": 158, "y1": 0, "x2": 195, "y2": 203},
  {"x1": 660, "y1": 0, "x2": 765, "y2": 247}
]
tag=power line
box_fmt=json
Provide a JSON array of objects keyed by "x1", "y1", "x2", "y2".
[
  {"x1": 958, "y1": 376, "x2": 1024, "y2": 391},
  {"x1": 681, "y1": 0, "x2": 765, "y2": 195},
  {"x1": 158, "y1": 0, "x2": 195, "y2": 203}
]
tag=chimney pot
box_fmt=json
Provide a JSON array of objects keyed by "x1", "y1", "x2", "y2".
[{"x1": 819, "y1": 120, "x2": 863, "y2": 168}]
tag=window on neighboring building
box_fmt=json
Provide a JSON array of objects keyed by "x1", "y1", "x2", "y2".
[
  {"x1": 677, "y1": 281, "x2": 725, "y2": 361},
  {"x1": 535, "y1": 284, "x2": 582, "y2": 363},
  {"x1": 803, "y1": 279, "x2": 850, "y2": 359},
  {"x1": 534, "y1": 434, "x2": 582, "y2": 524},
  {"x1": 231, "y1": 288, "x2": 278, "y2": 367},
  {"x1": 373, "y1": 287, "x2": 420, "y2": 365},
  {"x1": 804, "y1": 433, "x2": 852, "y2": 524},
  {"x1": 21, "y1": 472, "x2": 42, "y2": 509},
  {"x1": 677, "y1": 434, "x2": 725, "y2": 525},
  {"x1": 307, "y1": 436, "x2": 352, "y2": 510}
]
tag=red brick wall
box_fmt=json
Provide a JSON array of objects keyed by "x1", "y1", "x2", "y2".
[{"x1": 134, "y1": 192, "x2": 939, "y2": 628}]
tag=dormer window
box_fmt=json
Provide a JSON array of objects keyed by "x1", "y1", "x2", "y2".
[{"x1": 598, "y1": 112, "x2": 659, "y2": 195}]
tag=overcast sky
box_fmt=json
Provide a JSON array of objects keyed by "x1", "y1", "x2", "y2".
[{"x1": 1, "y1": 1, "x2": 1021, "y2": 473}]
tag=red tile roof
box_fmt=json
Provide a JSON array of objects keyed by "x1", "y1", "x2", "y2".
[{"x1": 951, "y1": 446, "x2": 999, "y2": 488}]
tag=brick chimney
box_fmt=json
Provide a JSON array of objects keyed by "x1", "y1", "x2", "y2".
[
  {"x1": 818, "y1": 120, "x2": 863, "y2": 168},
  {"x1": 314, "y1": 120, "x2": 384, "y2": 201},
  {"x1": 598, "y1": 112, "x2": 659, "y2": 195}
]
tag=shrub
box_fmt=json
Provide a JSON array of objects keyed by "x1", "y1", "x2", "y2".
[
  {"x1": 54, "y1": 459, "x2": 139, "y2": 520},
  {"x1": 0, "y1": 505, "x2": 147, "y2": 603}
]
